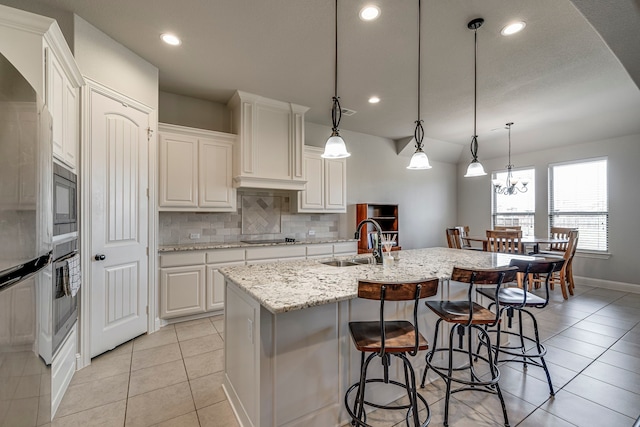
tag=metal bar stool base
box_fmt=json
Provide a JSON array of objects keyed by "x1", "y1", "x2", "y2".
[{"x1": 345, "y1": 353, "x2": 431, "y2": 427}]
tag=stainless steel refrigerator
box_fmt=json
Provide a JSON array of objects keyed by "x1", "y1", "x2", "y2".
[{"x1": 0, "y1": 51, "x2": 53, "y2": 426}]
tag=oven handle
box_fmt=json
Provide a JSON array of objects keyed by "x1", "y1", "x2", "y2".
[
  {"x1": 0, "y1": 251, "x2": 53, "y2": 293},
  {"x1": 54, "y1": 250, "x2": 79, "y2": 264}
]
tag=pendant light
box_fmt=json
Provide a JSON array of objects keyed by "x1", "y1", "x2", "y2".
[
  {"x1": 407, "y1": 0, "x2": 432, "y2": 170},
  {"x1": 464, "y1": 18, "x2": 487, "y2": 177},
  {"x1": 322, "y1": 0, "x2": 350, "y2": 159}
]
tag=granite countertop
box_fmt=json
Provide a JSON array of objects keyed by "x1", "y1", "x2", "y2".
[
  {"x1": 220, "y1": 247, "x2": 534, "y2": 314},
  {"x1": 158, "y1": 238, "x2": 358, "y2": 253}
]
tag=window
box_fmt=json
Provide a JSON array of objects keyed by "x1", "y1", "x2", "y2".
[
  {"x1": 549, "y1": 158, "x2": 608, "y2": 252},
  {"x1": 492, "y1": 168, "x2": 535, "y2": 237}
]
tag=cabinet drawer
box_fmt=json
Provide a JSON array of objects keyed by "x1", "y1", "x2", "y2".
[
  {"x1": 245, "y1": 245, "x2": 306, "y2": 261},
  {"x1": 159, "y1": 251, "x2": 206, "y2": 268},
  {"x1": 206, "y1": 249, "x2": 245, "y2": 264},
  {"x1": 306, "y1": 244, "x2": 333, "y2": 257},
  {"x1": 334, "y1": 242, "x2": 357, "y2": 255}
]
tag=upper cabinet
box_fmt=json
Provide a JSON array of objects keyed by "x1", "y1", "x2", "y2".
[
  {"x1": 292, "y1": 146, "x2": 347, "y2": 213},
  {"x1": 46, "y1": 44, "x2": 81, "y2": 169},
  {"x1": 158, "y1": 123, "x2": 237, "y2": 212},
  {"x1": 0, "y1": 5, "x2": 84, "y2": 171},
  {"x1": 227, "y1": 91, "x2": 309, "y2": 191}
]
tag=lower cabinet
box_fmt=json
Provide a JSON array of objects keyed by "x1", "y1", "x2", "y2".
[
  {"x1": 159, "y1": 242, "x2": 357, "y2": 320},
  {"x1": 160, "y1": 265, "x2": 206, "y2": 318}
]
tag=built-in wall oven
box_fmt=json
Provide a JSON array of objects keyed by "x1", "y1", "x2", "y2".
[
  {"x1": 53, "y1": 162, "x2": 77, "y2": 236},
  {"x1": 52, "y1": 235, "x2": 79, "y2": 356}
]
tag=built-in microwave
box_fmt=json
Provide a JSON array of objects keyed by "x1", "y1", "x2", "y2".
[{"x1": 53, "y1": 162, "x2": 77, "y2": 236}]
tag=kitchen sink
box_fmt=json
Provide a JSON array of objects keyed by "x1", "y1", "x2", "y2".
[
  {"x1": 320, "y1": 258, "x2": 375, "y2": 267},
  {"x1": 321, "y1": 260, "x2": 359, "y2": 267}
]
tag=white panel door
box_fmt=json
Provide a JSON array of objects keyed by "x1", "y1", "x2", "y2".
[
  {"x1": 90, "y1": 90, "x2": 149, "y2": 358},
  {"x1": 301, "y1": 150, "x2": 323, "y2": 211},
  {"x1": 158, "y1": 133, "x2": 198, "y2": 207},
  {"x1": 160, "y1": 266, "x2": 206, "y2": 318}
]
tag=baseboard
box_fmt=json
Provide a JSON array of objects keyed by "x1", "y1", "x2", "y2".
[{"x1": 575, "y1": 276, "x2": 640, "y2": 294}]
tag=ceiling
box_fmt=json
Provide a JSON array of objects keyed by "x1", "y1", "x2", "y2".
[{"x1": 17, "y1": 0, "x2": 640, "y2": 162}]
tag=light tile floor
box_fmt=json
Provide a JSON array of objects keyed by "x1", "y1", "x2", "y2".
[{"x1": 53, "y1": 284, "x2": 640, "y2": 426}]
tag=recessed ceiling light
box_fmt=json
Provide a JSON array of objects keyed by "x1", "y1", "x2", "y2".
[
  {"x1": 501, "y1": 21, "x2": 526, "y2": 36},
  {"x1": 161, "y1": 33, "x2": 182, "y2": 46},
  {"x1": 368, "y1": 96, "x2": 380, "y2": 104},
  {"x1": 359, "y1": 5, "x2": 381, "y2": 21}
]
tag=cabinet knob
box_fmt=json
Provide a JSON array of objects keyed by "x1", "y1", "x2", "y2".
[{"x1": 94, "y1": 254, "x2": 106, "y2": 261}]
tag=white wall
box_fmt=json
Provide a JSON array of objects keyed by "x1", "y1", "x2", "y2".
[
  {"x1": 73, "y1": 15, "x2": 158, "y2": 109},
  {"x1": 159, "y1": 91, "x2": 230, "y2": 132},
  {"x1": 306, "y1": 122, "x2": 458, "y2": 250},
  {"x1": 457, "y1": 133, "x2": 640, "y2": 287}
]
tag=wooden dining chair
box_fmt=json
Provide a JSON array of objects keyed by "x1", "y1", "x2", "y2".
[
  {"x1": 531, "y1": 229, "x2": 579, "y2": 299},
  {"x1": 446, "y1": 228, "x2": 462, "y2": 249},
  {"x1": 547, "y1": 227, "x2": 574, "y2": 252},
  {"x1": 486, "y1": 229, "x2": 523, "y2": 254}
]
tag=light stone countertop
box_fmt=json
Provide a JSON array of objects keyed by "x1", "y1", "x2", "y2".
[
  {"x1": 220, "y1": 247, "x2": 535, "y2": 314},
  {"x1": 158, "y1": 238, "x2": 358, "y2": 253}
]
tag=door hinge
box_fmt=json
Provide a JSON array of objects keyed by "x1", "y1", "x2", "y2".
[
  {"x1": 147, "y1": 127, "x2": 154, "y2": 141},
  {"x1": 146, "y1": 306, "x2": 149, "y2": 315},
  {"x1": 146, "y1": 188, "x2": 149, "y2": 198},
  {"x1": 146, "y1": 247, "x2": 149, "y2": 256}
]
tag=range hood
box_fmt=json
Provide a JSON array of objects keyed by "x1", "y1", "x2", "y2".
[{"x1": 228, "y1": 91, "x2": 308, "y2": 191}]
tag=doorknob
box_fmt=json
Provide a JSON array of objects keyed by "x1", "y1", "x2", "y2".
[{"x1": 94, "y1": 254, "x2": 106, "y2": 261}]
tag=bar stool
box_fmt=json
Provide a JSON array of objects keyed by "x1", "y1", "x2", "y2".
[
  {"x1": 476, "y1": 258, "x2": 565, "y2": 395},
  {"x1": 345, "y1": 278, "x2": 439, "y2": 427},
  {"x1": 420, "y1": 266, "x2": 518, "y2": 427}
]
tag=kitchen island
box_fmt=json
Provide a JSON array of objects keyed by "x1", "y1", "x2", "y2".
[{"x1": 220, "y1": 247, "x2": 532, "y2": 427}]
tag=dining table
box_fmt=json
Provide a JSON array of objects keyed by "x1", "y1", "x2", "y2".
[{"x1": 463, "y1": 235, "x2": 569, "y2": 254}]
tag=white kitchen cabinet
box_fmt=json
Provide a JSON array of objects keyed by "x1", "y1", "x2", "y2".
[
  {"x1": 45, "y1": 41, "x2": 81, "y2": 170},
  {"x1": 158, "y1": 123, "x2": 236, "y2": 211},
  {"x1": 293, "y1": 146, "x2": 347, "y2": 213},
  {"x1": 228, "y1": 91, "x2": 308, "y2": 191},
  {"x1": 0, "y1": 6, "x2": 83, "y2": 172},
  {"x1": 159, "y1": 248, "x2": 244, "y2": 319},
  {"x1": 160, "y1": 265, "x2": 206, "y2": 318},
  {"x1": 159, "y1": 242, "x2": 356, "y2": 320}
]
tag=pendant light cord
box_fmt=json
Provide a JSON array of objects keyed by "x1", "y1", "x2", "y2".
[
  {"x1": 331, "y1": 0, "x2": 342, "y2": 134},
  {"x1": 468, "y1": 18, "x2": 483, "y2": 160},
  {"x1": 414, "y1": 0, "x2": 424, "y2": 149}
]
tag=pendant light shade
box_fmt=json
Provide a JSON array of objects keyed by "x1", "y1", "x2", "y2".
[
  {"x1": 464, "y1": 18, "x2": 486, "y2": 177},
  {"x1": 407, "y1": 149, "x2": 432, "y2": 169},
  {"x1": 322, "y1": 0, "x2": 350, "y2": 159},
  {"x1": 407, "y1": 0, "x2": 431, "y2": 170}
]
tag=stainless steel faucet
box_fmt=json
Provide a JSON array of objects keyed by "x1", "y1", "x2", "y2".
[{"x1": 354, "y1": 219, "x2": 383, "y2": 264}]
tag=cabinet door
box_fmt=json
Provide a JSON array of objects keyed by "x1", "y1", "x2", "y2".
[
  {"x1": 62, "y1": 82, "x2": 78, "y2": 168},
  {"x1": 160, "y1": 265, "x2": 206, "y2": 318},
  {"x1": 199, "y1": 138, "x2": 236, "y2": 210},
  {"x1": 299, "y1": 150, "x2": 324, "y2": 211},
  {"x1": 206, "y1": 261, "x2": 244, "y2": 312},
  {"x1": 324, "y1": 157, "x2": 347, "y2": 212},
  {"x1": 254, "y1": 101, "x2": 291, "y2": 180},
  {"x1": 159, "y1": 133, "x2": 198, "y2": 208},
  {"x1": 47, "y1": 49, "x2": 65, "y2": 162}
]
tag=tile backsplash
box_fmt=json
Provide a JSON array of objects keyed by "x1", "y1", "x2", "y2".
[{"x1": 159, "y1": 190, "x2": 341, "y2": 245}]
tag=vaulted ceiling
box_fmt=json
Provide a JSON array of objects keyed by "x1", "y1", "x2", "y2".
[{"x1": 12, "y1": 0, "x2": 640, "y2": 162}]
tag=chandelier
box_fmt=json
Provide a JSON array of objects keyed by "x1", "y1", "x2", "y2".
[{"x1": 493, "y1": 122, "x2": 529, "y2": 195}]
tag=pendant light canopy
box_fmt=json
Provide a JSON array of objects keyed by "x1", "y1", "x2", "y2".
[
  {"x1": 407, "y1": 0, "x2": 432, "y2": 170},
  {"x1": 464, "y1": 18, "x2": 487, "y2": 178},
  {"x1": 322, "y1": 0, "x2": 350, "y2": 159}
]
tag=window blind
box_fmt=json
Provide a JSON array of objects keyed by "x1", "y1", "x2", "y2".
[{"x1": 549, "y1": 158, "x2": 608, "y2": 252}]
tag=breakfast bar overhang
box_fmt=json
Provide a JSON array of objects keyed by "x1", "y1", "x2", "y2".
[{"x1": 220, "y1": 248, "x2": 532, "y2": 427}]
